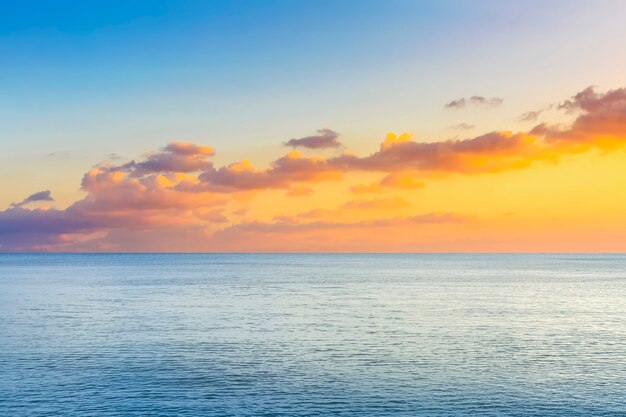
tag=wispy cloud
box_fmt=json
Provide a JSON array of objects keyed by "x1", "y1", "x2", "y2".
[
  {"x1": 11, "y1": 190, "x2": 54, "y2": 208},
  {"x1": 449, "y1": 123, "x2": 475, "y2": 130},
  {"x1": 518, "y1": 110, "x2": 543, "y2": 122},
  {"x1": 445, "y1": 95, "x2": 503, "y2": 110}
]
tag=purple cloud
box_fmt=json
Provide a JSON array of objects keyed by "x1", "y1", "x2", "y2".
[
  {"x1": 285, "y1": 129, "x2": 342, "y2": 149},
  {"x1": 11, "y1": 190, "x2": 54, "y2": 207}
]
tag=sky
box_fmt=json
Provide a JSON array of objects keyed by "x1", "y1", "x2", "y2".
[{"x1": 1, "y1": 0, "x2": 626, "y2": 252}]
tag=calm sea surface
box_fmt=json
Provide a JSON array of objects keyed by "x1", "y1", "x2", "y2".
[{"x1": 0, "y1": 254, "x2": 625, "y2": 416}]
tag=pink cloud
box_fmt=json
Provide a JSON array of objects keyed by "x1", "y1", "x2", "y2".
[
  {"x1": 3, "y1": 87, "x2": 626, "y2": 251},
  {"x1": 114, "y1": 142, "x2": 214, "y2": 177}
]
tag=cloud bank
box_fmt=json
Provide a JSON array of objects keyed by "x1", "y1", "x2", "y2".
[{"x1": 2, "y1": 87, "x2": 626, "y2": 251}]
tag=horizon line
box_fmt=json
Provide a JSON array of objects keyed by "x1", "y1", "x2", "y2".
[{"x1": 1, "y1": 252, "x2": 625, "y2": 255}]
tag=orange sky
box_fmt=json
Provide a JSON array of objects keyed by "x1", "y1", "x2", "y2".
[{"x1": 2, "y1": 87, "x2": 626, "y2": 252}]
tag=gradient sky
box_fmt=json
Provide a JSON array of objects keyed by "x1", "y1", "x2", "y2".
[{"x1": 2, "y1": 0, "x2": 626, "y2": 251}]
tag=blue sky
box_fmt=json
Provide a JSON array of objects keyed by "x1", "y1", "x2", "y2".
[{"x1": 1, "y1": 0, "x2": 626, "y2": 207}]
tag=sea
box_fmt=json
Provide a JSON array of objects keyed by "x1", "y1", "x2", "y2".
[{"x1": 1, "y1": 254, "x2": 625, "y2": 416}]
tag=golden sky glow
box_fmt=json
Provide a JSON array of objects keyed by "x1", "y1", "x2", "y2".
[{"x1": 2, "y1": 87, "x2": 626, "y2": 252}]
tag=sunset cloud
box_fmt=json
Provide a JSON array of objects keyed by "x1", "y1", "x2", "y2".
[
  {"x1": 11, "y1": 190, "x2": 54, "y2": 207},
  {"x1": 518, "y1": 110, "x2": 543, "y2": 122},
  {"x1": 200, "y1": 151, "x2": 340, "y2": 191},
  {"x1": 533, "y1": 87, "x2": 626, "y2": 150},
  {"x1": 0, "y1": 167, "x2": 226, "y2": 250},
  {"x1": 114, "y1": 142, "x2": 215, "y2": 177},
  {"x1": 329, "y1": 131, "x2": 538, "y2": 174},
  {"x1": 285, "y1": 129, "x2": 342, "y2": 149},
  {"x1": 3, "y1": 87, "x2": 626, "y2": 251}
]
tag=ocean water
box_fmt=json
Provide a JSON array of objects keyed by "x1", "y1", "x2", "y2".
[{"x1": 0, "y1": 254, "x2": 625, "y2": 416}]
